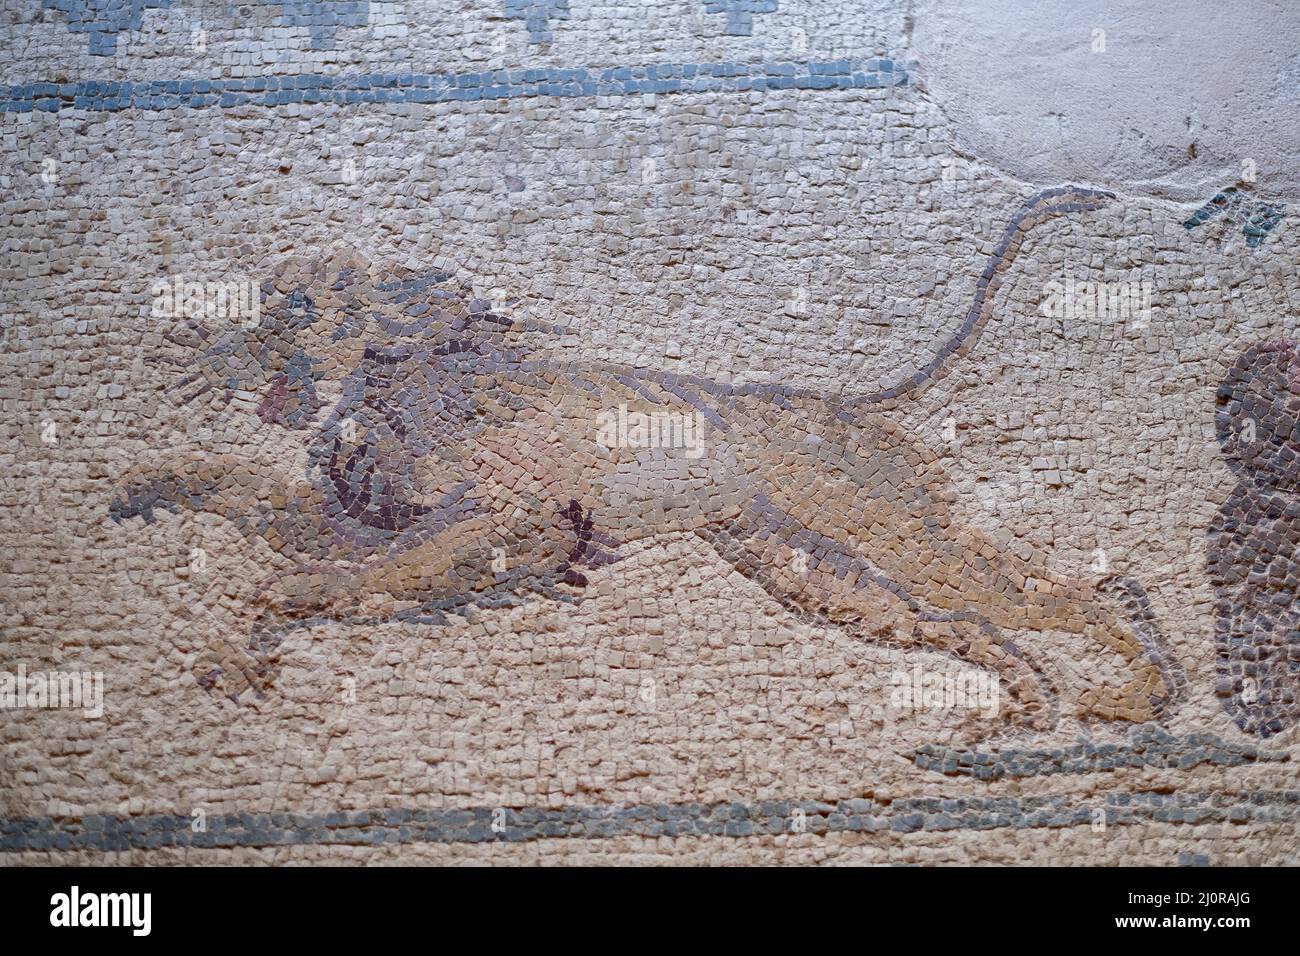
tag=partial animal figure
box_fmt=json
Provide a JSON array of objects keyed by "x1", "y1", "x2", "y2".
[{"x1": 1210, "y1": 338, "x2": 1300, "y2": 737}]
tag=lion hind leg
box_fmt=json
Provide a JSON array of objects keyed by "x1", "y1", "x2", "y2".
[{"x1": 696, "y1": 508, "x2": 1056, "y2": 732}]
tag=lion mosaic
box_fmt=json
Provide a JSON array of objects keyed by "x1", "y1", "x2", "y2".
[{"x1": 110, "y1": 186, "x2": 1185, "y2": 732}]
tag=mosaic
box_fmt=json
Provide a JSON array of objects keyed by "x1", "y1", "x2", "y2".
[
  {"x1": 40, "y1": 0, "x2": 172, "y2": 56},
  {"x1": 106, "y1": 187, "x2": 1192, "y2": 735},
  {"x1": 1210, "y1": 339, "x2": 1300, "y2": 738},
  {"x1": 704, "y1": 0, "x2": 778, "y2": 37},
  {"x1": 263, "y1": 1, "x2": 372, "y2": 51},
  {"x1": 1183, "y1": 186, "x2": 1286, "y2": 249},
  {"x1": 504, "y1": 0, "x2": 568, "y2": 44},
  {"x1": 4, "y1": 790, "x2": 1298, "y2": 852},
  {"x1": 2, "y1": 0, "x2": 1297, "y2": 866},
  {"x1": 0, "y1": 59, "x2": 907, "y2": 113}
]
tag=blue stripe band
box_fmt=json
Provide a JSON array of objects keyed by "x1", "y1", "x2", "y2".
[{"x1": 0, "y1": 59, "x2": 909, "y2": 114}]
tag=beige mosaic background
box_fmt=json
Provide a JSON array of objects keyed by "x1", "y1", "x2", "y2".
[{"x1": 1, "y1": 0, "x2": 1297, "y2": 864}]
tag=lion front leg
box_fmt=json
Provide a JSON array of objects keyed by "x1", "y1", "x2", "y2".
[
  {"x1": 106, "y1": 450, "x2": 322, "y2": 703},
  {"x1": 109, "y1": 449, "x2": 320, "y2": 535},
  {"x1": 202, "y1": 502, "x2": 598, "y2": 702}
]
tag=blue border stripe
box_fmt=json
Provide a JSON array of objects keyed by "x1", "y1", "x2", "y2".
[
  {"x1": 3, "y1": 791, "x2": 1296, "y2": 851},
  {"x1": 0, "y1": 59, "x2": 908, "y2": 113}
]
